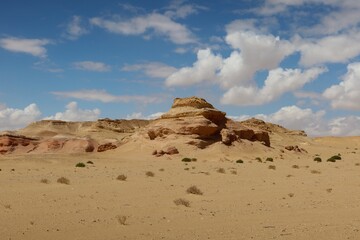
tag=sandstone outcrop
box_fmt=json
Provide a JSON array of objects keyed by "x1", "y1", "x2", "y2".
[
  {"x1": 144, "y1": 97, "x2": 271, "y2": 147},
  {"x1": 97, "y1": 142, "x2": 117, "y2": 152}
]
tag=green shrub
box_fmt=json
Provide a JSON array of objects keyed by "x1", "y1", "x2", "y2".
[
  {"x1": 314, "y1": 157, "x2": 322, "y2": 162},
  {"x1": 75, "y1": 162, "x2": 86, "y2": 167},
  {"x1": 236, "y1": 159, "x2": 244, "y2": 164},
  {"x1": 266, "y1": 157, "x2": 273, "y2": 162}
]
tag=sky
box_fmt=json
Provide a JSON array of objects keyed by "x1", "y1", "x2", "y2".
[{"x1": 0, "y1": 0, "x2": 360, "y2": 136}]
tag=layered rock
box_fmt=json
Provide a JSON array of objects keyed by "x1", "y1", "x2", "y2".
[{"x1": 144, "y1": 97, "x2": 270, "y2": 147}]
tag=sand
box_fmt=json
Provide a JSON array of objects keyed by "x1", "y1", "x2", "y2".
[{"x1": 1, "y1": 136, "x2": 360, "y2": 240}]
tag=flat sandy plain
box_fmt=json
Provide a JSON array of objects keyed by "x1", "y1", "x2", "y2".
[{"x1": 1, "y1": 137, "x2": 360, "y2": 240}]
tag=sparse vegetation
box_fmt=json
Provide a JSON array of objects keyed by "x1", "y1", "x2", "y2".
[
  {"x1": 268, "y1": 165, "x2": 276, "y2": 170},
  {"x1": 75, "y1": 162, "x2": 86, "y2": 168},
  {"x1": 311, "y1": 170, "x2": 321, "y2": 174},
  {"x1": 217, "y1": 168, "x2": 226, "y2": 173},
  {"x1": 266, "y1": 157, "x2": 273, "y2": 162},
  {"x1": 236, "y1": 159, "x2": 244, "y2": 164},
  {"x1": 57, "y1": 177, "x2": 70, "y2": 185},
  {"x1": 116, "y1": 215, "x2": 128, "y2": 225},
  {"x1": 231, "y1": 170, "x2": 237, "y2": 175},
  {"x1": 116, "y1": 174, "x2": 127, "y2": 181},
  {"x1": 327, "y1": 155, "x2": 342, "y2": 162},
  {"x1": 292, "y1": 165, "x2": 299, "y2": 169},
  {"x1": 145, "y1": 171, "x2": 155, "y2": 177},
  {"x1": 186, "y1": 185, "x2": 203, "y2": 195},
  {"x1": 174, "y1": 198, "x2": 190, "y2": 207},
  {"x1": 40, "y1": 178, "x2": 50, "y2": 184},
  {"x1": 182, "y1": 157, "x2": 192, "y2": 162},
  {"x1": 314, "y1": 157, "x2": 322, "y2": 162}
]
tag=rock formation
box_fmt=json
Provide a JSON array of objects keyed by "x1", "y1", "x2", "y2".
[{"x1": 144, "y1": 97, "x2": 270, "y2": 147}]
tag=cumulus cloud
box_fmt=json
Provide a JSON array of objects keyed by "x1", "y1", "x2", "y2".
[
  {"x1": 45, "y1": 102, "x2": 100, "y2": 121},
  {"x1": 221, "y1": 67, "x2": 327, "y2": 105},
  {"x1": 296, "y1": 32, "x2": 360, "y2": 66},
  {"x1": 90, "y1": 13, "x2": 196, "y2": 44},
  {"x1": 0, "y1": 103, "x2": 41, "y2": 130},
  {"x1": 230, "y1": 105, "x2": 360, "y2": 136},
  {"x1": 73, "y1": 61, "x2": 111, "y2": 72},
  {"x1": 323, "y1": 62, "x2": 360, "y2": 110},
  {"x1": 51, "y1": 89, "x2": 164, "y2": 104},
  {"x1": 64, "y1": 16, "x2": 89, "y2": 40},
  {"x1": 164, "y1": 1, "x2": 206, "y2": 19},
  {"x1": 0, "y1": 37, "x2": 50, "y2": 58},
  {"x1": 166, "y1": 49, "x2": 222, "y2": 86},
  {"x1": 126, "y1": 111, "x2": 164, "y2": 120},
  {"x1": 122, "y1": 62, "x2": 177, "y2": 78}
]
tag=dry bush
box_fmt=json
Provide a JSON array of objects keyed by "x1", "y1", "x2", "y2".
[
  {"x1": 288, "y1": 193, "x2": 294, "y2": 197},
  {"x1": 292, "y1": 165, "x2": 299, "y2": 169},
  {"x1": 217, "y1": 168, "x2": 226, "y2": 174},
  {"x1": 268, "y1": 165, "x2": 276, "y2": 170},
  {"x1": 159, "y1": 168, "x2": 165, "y2": 171},
  {"x1": 174, "y1": 198, "x2": 190, "y2": 207},
  {"x1": 116, "y1": 215, "x2": 128, "y2": 225},
  {"x1": 326, "y1": 188, "x2": 333, "y2": 193},
  {"x1": 311, "y1": 170, "x2": 321, "y2": 174},
  {"x1": 145, "y1": 171, "x2": 155, "y2": 177},
  {"x1": 230, "y1": 170, "x2": 237, "y2": 175},
  {"x1": 186, "y1": 185, "x2": 203, "y2": 195},
  {"x1": 3, "y1": 204, "x2": 11, "y2": 209},
  {"x1": 57, "y1": 177, "x2": 70, "y2": 185},
  {"x1": 117, "y1": 174, "x2": 127, "y2": 181},
  {"x1": 40, "y1": 178, "x2": 50, "y2": 184}
]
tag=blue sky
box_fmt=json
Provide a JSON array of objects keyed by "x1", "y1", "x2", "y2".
[{"x1": 1, "y1": 0, "x2": 360, "y2": 136}]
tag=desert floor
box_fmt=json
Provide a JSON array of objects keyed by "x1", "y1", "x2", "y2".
[{"x1": 1, "y1": 137, "x2": 360, "y2": 240}]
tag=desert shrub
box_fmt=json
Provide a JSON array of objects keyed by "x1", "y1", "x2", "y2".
[
  {"x1": 57, "y1": 177, "x2": 70, "y2": 185},
  {"x1": 236, "y1": 159, "x2": 244, "y2": 164},
  {"x1": 159, "y1": 168, "x2": 165, "y2": 171},
  {"x1": 268, "y1": 165, "x2": 276, "y2": 170},
  {"x1": 174, "y1": 198, "x2": 190, "y2": 207},
  {"x1": 266, "y1": 157, "x2": 273, "y2": 162},
  {"x1": 327, "y1": 155, "x2": 341, "y2": 162},
  {"x1": 191, "y1": 158, "x2": 197, "y2": 162},
  {"x1": 288, "y1": 193, "x2": 294, "y2": 197},
  {"x1": 117, "y1": 174, "x2": 127, "y2": 181},
  {"x1": 311, "y1": 170, "x2": 321, "y2": 174},
  {"x1": 40, "y1": 178, "x2": 50, "y2": 184},
  {"x1": 116, "y1": 215, "x2": 128, "y2": 225},
  {"x1": 292, "y1": 165, "x2": 299, "y2": 169},
  {"x1": 255, "y1": 157, "x2": 262, "y2": 162},
  {"x1": 217, "y1": 168, "x2": 226, "y2": 173},
  {"x1": 184, "y1": 168, "x2": 190, "y2": 171},
  {"x1": 86, "y1": 161, "x2": 94, "y2": 164},
  {"x1": 145, "y1": 171, "x2": 155, "y2": 177},
  {"x1": 230, "y1": 170, "x2": 237, "y2": 175},
  {"x1": 355, "y1": 163, "x2": 360, "y2": 166},
  {"x1": 186, "y1": 185, "x2": 203, "y2": 195},
  {"x1": 182, "y1": 158, "x2": 192, "y2": 162},
  {"x1": 75, "y1": 162, "x2": 86, "y2": 168},
  {"x1": 314, "y1": 157, "x2": 322, "y2": 162},
  {"x1": 326, "y1": 188, "x2": 333, "y2": 193}
]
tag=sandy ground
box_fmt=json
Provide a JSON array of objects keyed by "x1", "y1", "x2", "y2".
[{"x1": 1, "y1": 137, "x2": 360, "y2": 240}]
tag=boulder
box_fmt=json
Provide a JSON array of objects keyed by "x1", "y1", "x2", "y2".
[{"x1": 97, "y1": 143, "x2": 117, "y2": 152}]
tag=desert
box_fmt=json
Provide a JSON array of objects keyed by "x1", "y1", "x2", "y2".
[{"x1": 1, "y1": 97, "x2": 359, "y2": 240}]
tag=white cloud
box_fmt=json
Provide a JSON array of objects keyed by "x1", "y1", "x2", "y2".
[
  {"x1": 122, "y1": 62, "x2": 177, "y2": 78},
  {"x1": 165, "y1": 1, "x2": 206, "y2": 19},
  {"x1": 221, "y1": 67, "x2": 327, "y2": 105},
  {"x1": 73, "y1": 61, "x2": 111, "y2": 72},
  {"x1": 231, "y1": 105, "x2": 360, "y2": 136},
  {"x1": 90, "y1": 13, "x2": 196, "y2": 44},
  {"x1": 323, "y1": 62, "x2": 360, "y2": 110},
  {"x1": 64, "y1": 16, "x2": 89, "y2": 40},
  {"x1": 296, "y1": 32, "x2": 360, "y2": 66},
  {"x1": 166, "y1": 48, "x2": 222, "y2": 86},
  {"x1": 51, "y1": 89, "x2": 164, "y2": 104},
  {"x1": 126, "y1": 111, "x2": 164, "y2": 120},
  {"x1": 45, "y1": 102, "x2": 100, "y2": 121},
  {"x1": 0, "y1": 37, "x2": 50, "y2": 58},
  {"x1": 0, "y1": 103, "x2": 41, "y2": 130}
]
